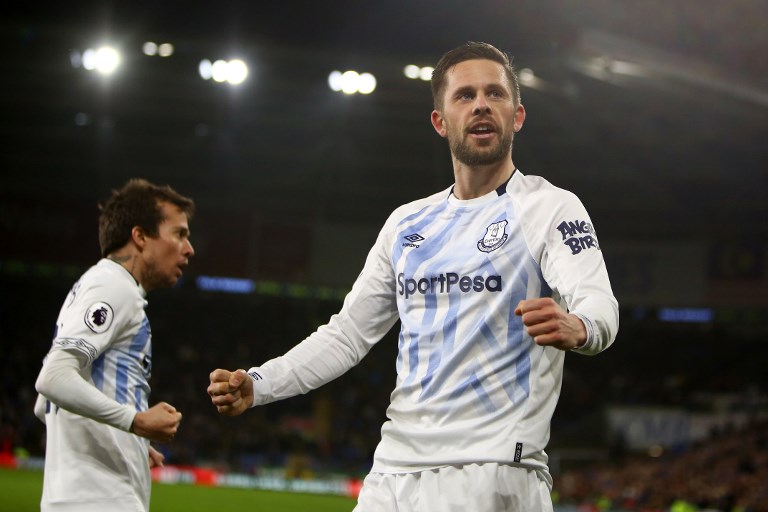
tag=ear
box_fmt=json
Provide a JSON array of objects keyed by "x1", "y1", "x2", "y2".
[
  {"x1": 431, "y1": 110, "x2": 447, "y2": 138},
  {"x1": 513, "y1": 103, "x2": 526, "y2": 133},
  {"x1": 131, "y1": 226, "x2": 147, "y2": 250}
]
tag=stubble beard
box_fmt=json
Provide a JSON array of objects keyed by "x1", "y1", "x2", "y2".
[
  {"x1": 449, "y1": 129, "x2": 514, "y2": 167},
  {"x1": 143, "y1": 259, "x2": 176, "y2": 292}
]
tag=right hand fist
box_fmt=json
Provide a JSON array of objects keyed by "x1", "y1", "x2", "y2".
[
  {"x1": 207, "y1": 368, "x2": 253, "y2": 416},
  {"x1": 131, "y1": 402, "x2": 182, "y2": 443}
]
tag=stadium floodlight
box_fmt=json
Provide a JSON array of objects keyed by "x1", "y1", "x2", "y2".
[
  {"x1": 328, "y1": 70, "x2": 377, "y2": 95},
  {"x1": 81, "y1": 46, "x2": 121, "y2": 75},
  {"x1": 328, "y1": 70, "x2": 343, "y2": 91},
  {"x1": 357, "y1": 73, "x2": 376, "y2": 94},
  {"x1": 404, "y1": 65, "x2": 420, "y2": 79},
  {"x1": 226, "y1": 59, "x2": 248, "y2": 84},
  {"x1": 518, "y1": 68, "x2": 535, "y2": 85},
  {"x1": 340, "y1": 71, "x2": 360, "y2": 94},
  {"x1": 418, "y1": 66, "x2": 433, "y2": 81},
  {"x1": 404, "y1": 65, "x2": 433, "y2": 81},
  {"x1": 211, "y1": 60, "x2": 229, "y2": 82},
  {"x1": 143, "y1": 42, "x2": 158, "y2": 56},
  {"x1": 200, "y1": 58, "x2": 249, "y2": 85},
  {"x1": 144, "y1": 42, "x2": 174, "y2": 57},
  {"x1": 157, "y1": 43, "x2": 174, "y2": 57},
  {"x1": 199, "y1": 59, "x2": 213, "y2": 80}
]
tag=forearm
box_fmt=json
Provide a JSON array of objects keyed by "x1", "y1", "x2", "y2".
[
  {"x1": 252, "y1": 315, "x2": 377, "y2": 405},
  {"x1": 249, "y1": 221, "x2": 399, "y2": 406},
  {"x1": 35, "y1": 349, "x2": 136, "y2": 431}
]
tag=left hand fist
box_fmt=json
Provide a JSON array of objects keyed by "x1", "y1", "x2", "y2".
[{"x1": 515, "y1": 297, "x2": 587, "y2": 351}]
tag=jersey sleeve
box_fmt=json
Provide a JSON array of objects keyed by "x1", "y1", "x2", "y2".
[
  {"x1": 248, "y1": 218, "x2": 401, "y2": 406},
  {"x1": 51, "y1": 278, "x2": 136, "y2": 363},
  {"x1": 33, "y1": 394, "x2": 47, "y2": 424},
  {"x1": 35, "y1": 349, "x2": 137, "y2": 431},
  {"x1": 37, "y1": 272, "x2": 141, "y2": 431},
  {"x1": 522, "y1": 186, "x2": 619, "y2": 355}
]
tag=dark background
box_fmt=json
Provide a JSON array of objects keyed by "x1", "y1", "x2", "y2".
[{"x1": 3, "y1": 0, "x2": 766, "y2": 257}]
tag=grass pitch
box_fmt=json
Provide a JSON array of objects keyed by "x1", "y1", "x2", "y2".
[{"x1": 0, "y1": 467, "x2": 357, "y2": 512}]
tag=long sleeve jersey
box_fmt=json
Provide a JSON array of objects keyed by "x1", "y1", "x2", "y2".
[
  {"x1": 35, "y1": 258, "x2": 153, "y2": 511},
  {"x1": 246, "y1": 170, "x2": 619, "y2": 487}
]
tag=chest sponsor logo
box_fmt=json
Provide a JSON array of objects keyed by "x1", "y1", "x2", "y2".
[
  {"x1": 477, "y1": 220, "x2": 509, "y2": 253},
  {"x1": 557, "y1": 219, "x2": 600, "y2": 255},
  {"x1": 398, "y1": 272, "x2": 502, "y2": 299}
]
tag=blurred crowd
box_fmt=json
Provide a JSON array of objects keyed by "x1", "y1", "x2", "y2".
[
  {"x1": 2, "y1": 276, "x2": 766, "y2": 511},
  {"x1": 555, "y1": 420, "x2": 768, "y2": 512},
  {"x1": 0, "y1": 276, "x2": 396, "y2": 477}
]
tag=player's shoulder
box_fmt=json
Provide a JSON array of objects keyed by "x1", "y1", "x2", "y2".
[
  {"x1": 73, "y1": 259, "x2": 144, "y2": 306},
  {"x1": 80, "y1": 259, "x2": 129, "y2": 284},
  {"x1": 384, "y1": 186, "x2": 452, "y2": 226},
  {"x1": 507, "y1": 170, "x2": 581, "y2": 205}
]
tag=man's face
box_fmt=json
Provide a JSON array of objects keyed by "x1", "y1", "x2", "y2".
[
  {"x1": 141, "y1": 202, "x2": 194, "y2": 292},
  {"x1": 432, "y1": 59, "x2": 525, "y2": 167}
]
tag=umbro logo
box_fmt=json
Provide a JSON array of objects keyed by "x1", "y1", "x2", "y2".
[
  {"x1": 404, "y1": 233, "x2": 424, "y2": 243},
  {"x1": 403, "y1": 233, "x2": 425, "y2": 248}
]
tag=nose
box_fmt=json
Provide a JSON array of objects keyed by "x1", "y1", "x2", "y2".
[
  {"x1": 184, "y1": 239, "x2": 195, "y2": 257},
  {"x1": 472, "y1": 93, "x2": 491, "y2": 116}
]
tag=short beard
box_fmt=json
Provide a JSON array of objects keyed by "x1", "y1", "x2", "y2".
[
  {"x1": 450, "y1": 131, "x2": 513, "y2": 166},
  {"x1": 142, "y1": 262, "x2": 175, "y2": 292}
]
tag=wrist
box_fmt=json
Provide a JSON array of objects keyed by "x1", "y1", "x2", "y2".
[{"x1": 571, "y1": 313, "x2": 593, "y2": 351}]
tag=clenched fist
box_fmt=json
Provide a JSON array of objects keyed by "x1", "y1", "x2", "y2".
[{"x1": 208, "y1": 369, "x2": 254, "y2": 416}]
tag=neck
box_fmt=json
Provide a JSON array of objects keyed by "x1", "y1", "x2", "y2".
[
  {"x1": 107, "y1": 252, "x2": 142, "y2": 287},
  {"x1": 452, "y1": 159, "x2": 516, "y2": 200}
]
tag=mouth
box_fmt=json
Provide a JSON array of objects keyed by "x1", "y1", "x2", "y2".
[{"x1": 467, "y1": 122, "x2": 496, "y2": 139}]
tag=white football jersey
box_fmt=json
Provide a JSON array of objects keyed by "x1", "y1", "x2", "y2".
[
  {"x1": 248, "y1": 170, "x2": 618, "y2": 487},
  {"x1": 39, "y1": 258, "x2": 152, "y2": 512}
]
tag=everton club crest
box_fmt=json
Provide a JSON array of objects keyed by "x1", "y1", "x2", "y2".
[{"x1": 477, "y1": 220, "x2": 509, "y2": 253}]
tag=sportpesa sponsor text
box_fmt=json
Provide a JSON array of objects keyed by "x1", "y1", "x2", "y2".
[
  {"x1": 396, "y1": 218, "x2": 599, "y2": 299},
  {"x1": 398, "y1": 272, "x2": 502, "y2": 299}
]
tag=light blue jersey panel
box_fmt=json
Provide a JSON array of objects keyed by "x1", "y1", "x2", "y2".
[
  {"x1": 92, "y1": 316, "x2": 152, "y2": 412},
  {"x1": 391, "y1": 190, "x2": 547, "y2": 420}
]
